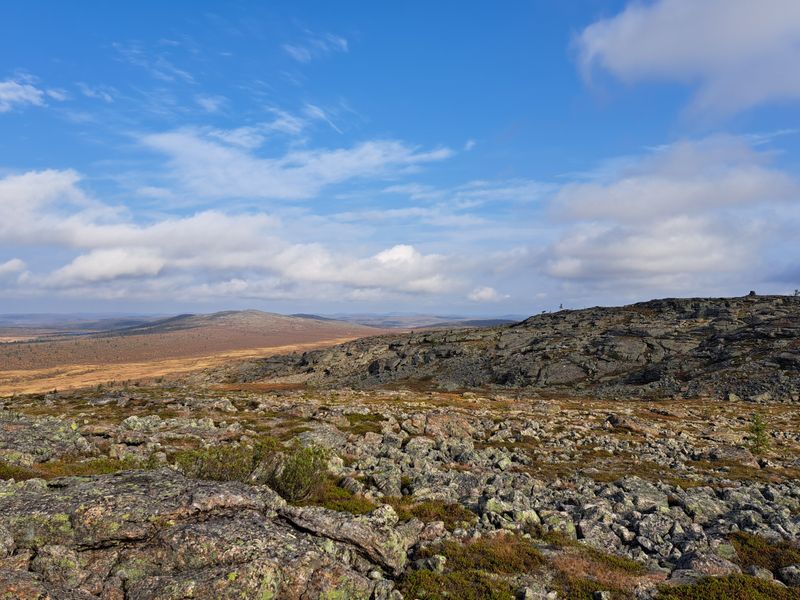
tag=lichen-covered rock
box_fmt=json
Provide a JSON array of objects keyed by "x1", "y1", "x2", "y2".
[
  {"x1": 0, "y1": 469, "x2": 400, "y2": 599},
  {"x1": 0, "y1": 568, "x2": 98, "y2": 600},
  {"x1": 668, "y1": 551, "x2": 742, "y2": 584},
  {"x1": 280, "y1": 504, "x2": 423, "y2": 574},
  {"x1": 0, "y1": 412, "x2": 93, "y2": 465}
]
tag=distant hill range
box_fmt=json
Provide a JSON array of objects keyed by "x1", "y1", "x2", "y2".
[
  {"x1": 222, "y1": 295, "x2": 800, "y2": 402},
  {"x1": 291, "y1": 313, "x2": 523, "y2": 329},
  {"x1": 0, "y1": 310, "x2": 384, "y2": 373}
]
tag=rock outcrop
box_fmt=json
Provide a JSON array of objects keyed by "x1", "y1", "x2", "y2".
[
  {"x1": 223, "y1": 295, "x2": 800, "y2": 400},
  {"x1": 0, "y1": 469, "x2": 408, "y2": 599}
]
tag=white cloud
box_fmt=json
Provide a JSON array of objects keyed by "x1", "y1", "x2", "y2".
[
  {"x1": 0, "y1": 169, "x2": 89, "y2": 234},
  {"x1": 282, "y1": 44, "x2": 312, "y2": 63},
  {"x1": 204, "y1": 109, "x2": 311, "y2": 150},
  {"x1": 544, "y1": 136, "x2": 800, "y2": 287},
  {"x1": 266, "y1": 108, "x2": 309, "y2": 136},
  {"x1": 464, "y1": 139, "x2": 477, "y2": 151},
  {"x1": 303, "y1": 103, "x2": 342, "y2": 133},
  {"x1": 112, "y1": 41, "x2": 195, "y2": 83},
  {"x1": 383, "y1": 179, "x2": 551, "y2": 205},
  {"x1": 203, "y1": 104, "x2": 343, "y2": 150},
  {"x1": 45, "y1": 89, "x2": 69, "y2": 101},
  {"x1": 141, "y1": 128, "x2": 453, "y2": 200},
  {"x1": 553, "y1": 136, "x2": 799, "y2": 222},
  {"x1": 335, "y1": 205, "x2": 485, "y2": 228},
  {"x1": 577, "y1": 0, "x2": 800, "y2": 115},
  {"x1": 4, "y1": 133, "x2": 796, "y2": 308},
  {"x1": 51, "y1": 249, "x2": 165, "y2": 285},
  {"x1": 546, "y1": 217, "x2": 751, "y2": 283},
  {"x1": 77, "y1": 82, "x2": 116, "y2": 103},
  {"x1": 0, "y1": 79, "x2": 45, "y2": 112},
  {"x1": 0, "y1": 169, "x2": 464, "y2": 302},
  {"x1": 0, "y1": 258, "x2": 25, "y2": 276},
  {"x1": 206, "y1": 126, "x2": 267, "y2": 149},
  {"x1": 468, "y1": 286, "x2": 507, "y2": 302},
  {"x1": 196, "y1": 94, "x2": 226, "y2": 112}
]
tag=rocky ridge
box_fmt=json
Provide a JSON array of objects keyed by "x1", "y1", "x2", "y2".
[{"x1": 220, "y1": 295, "x2": 800, "y2": 401}]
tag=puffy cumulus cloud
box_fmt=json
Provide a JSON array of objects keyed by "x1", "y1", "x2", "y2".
[
  {"x1": 50, "y1": 249, "x2": 165, "y2": 285},
  {"x1": 141, "y1": 129, "x2": 452, "y2": 201},
  {"x1": 468, "y1": 286, "x2": 508, "y2": 302},
  {"x1": 577, "y1": 0, "x2": 800, "y2": 115},
  {"x1": 0, "y1": 169, "x2": 85, "y2": 210},
  {"x1": 553, "y1": 136, "x2": 799, "y2": 222},
  {"x1": 263, "y1": 244, "x2": 456, "y2": 295},
  {"x1": 0, "y1": 169, "x2": 125, "y2": 245},
  {"x1": 544, "y1": 136, "x2": 800, "y2": 289},
  {"x1": 0, "y1": 169, "x2": 110, "y2": 245},
  {"x1": 0, "y1": 169, "x2": 464, "y2": 303},
  {"x1": 546, "y1": 217, "x2": 751, "y2": 284}
]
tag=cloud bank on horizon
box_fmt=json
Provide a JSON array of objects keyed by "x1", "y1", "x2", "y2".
[{"x1": 0, "y1": 0, "x2": 799, "y2": 313}]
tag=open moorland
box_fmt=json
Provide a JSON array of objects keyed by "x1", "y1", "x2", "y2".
[
  {"x1": 0, "y1": 295, "x2": 798, "y2": 599},
  {"x1": 0, "y1": 311, "x2": 385, "y2": 395}
]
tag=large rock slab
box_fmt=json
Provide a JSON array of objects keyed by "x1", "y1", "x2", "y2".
[
  {"x1": 280, "y1": 504, "x2": 423, "y2": 574},
  {"x1": 0, "y1": 469, "x2": 399, "y2": 599}
]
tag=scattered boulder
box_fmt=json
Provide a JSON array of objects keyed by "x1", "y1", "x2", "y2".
[
  {"x1": 778, "y1": 565, "x2": 800, "y2": 587},
  {"x1": 279, "y1": 504, "x2": 423, "y2": 574}
]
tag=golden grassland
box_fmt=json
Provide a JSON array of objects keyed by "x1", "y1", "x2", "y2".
[{"x1": 0, "y1": 336, "x2": 356, "y2": 396}]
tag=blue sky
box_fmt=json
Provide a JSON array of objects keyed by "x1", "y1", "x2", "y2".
[{"x1": 1, "y1": 0, "x2": 799, "y2": 315}]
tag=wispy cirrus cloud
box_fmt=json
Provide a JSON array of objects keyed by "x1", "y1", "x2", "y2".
[
  {"x1": 140, "y1": 127, "x2": 453, "y2": 201},
  {"x1": 112, "y1": 41, "x2": 195, "y2": 83},
  {"x1": 282, "y1": 31, "x2": 348, "y2": 63},
  {"x1": 383, "y1": 179, "x2": 551, "y2": 204},
  {"x1": 195, "y1": 94, "x2": 226, "y2": 113},
  {"x1": 76, "y1": 82, "x2": 116, "y2": 103}
]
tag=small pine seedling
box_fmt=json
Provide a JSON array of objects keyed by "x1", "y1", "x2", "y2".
[{"x1": 749, "y1": 413, "x2": 770, "y2": 455}]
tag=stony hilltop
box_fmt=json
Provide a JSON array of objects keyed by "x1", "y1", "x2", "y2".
[{"x1": 223, "y1": 294, "x2": 800, "y2": 401}]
